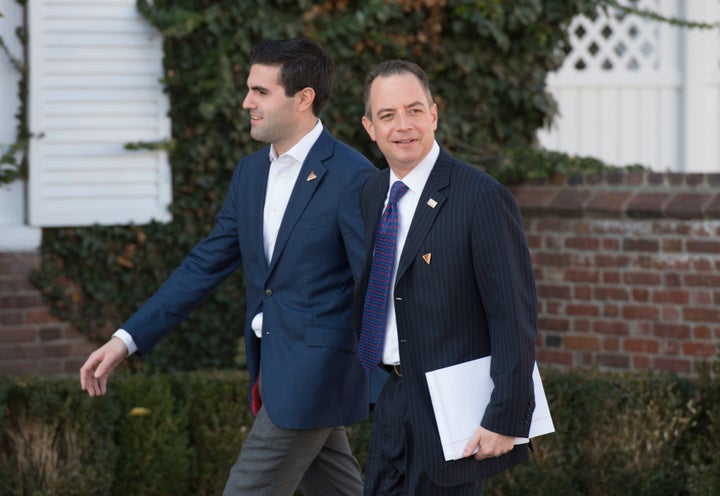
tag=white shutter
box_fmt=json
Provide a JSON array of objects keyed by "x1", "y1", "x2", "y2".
[{"x1": 28, "y1": 0, "x2": 172, "y2": 227}]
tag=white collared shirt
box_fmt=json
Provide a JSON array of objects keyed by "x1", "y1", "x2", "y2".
[
  {"x1": 115, "y1": 121, "x2": 325, "y2": 354},
  {"x1": 382, "y1": 141, "x2": 440, "y2": 365}
]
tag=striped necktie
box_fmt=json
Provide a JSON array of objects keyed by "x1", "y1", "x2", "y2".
[{"x1": 358, "y1": 181, "x2": 408, "y2": 375}]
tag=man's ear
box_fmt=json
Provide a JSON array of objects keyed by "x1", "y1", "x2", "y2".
[
  {"x1": 296, "y1": 87, "x2": 315, "y2": 112},
  {"x1": 361, "y1": 115, "x2": 376, "y2": 141}
]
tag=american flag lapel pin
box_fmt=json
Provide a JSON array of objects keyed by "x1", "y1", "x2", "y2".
[{"x1": 427, "y1": 198, "x2": 437, "y2": 208}]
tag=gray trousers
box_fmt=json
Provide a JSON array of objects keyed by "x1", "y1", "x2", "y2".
[{"x1": 223, "y1": 405, "x2": 363, "y2": 496}]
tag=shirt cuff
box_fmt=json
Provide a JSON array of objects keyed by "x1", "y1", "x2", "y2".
[
  {"x1": 113, "y1": 329, "x2": 138, "y2": 356},
  {"x1": 251, "y1": 313, "x2": 263, "y2": 338}
]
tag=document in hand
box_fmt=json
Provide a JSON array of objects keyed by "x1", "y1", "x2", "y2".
[{"x1": 425, "y1": 357, "x2": 555, "y2": 461}]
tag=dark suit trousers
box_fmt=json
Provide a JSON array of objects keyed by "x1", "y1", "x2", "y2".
[{"x1": 364, "y1": 373, "x2": 484, "y2": 496}]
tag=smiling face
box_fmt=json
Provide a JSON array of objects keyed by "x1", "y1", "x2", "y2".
[
  {"x1": 362, "y1": 73, "x2": 438, "y2": 178},
  {"x1": 242, "y1": 63, "x2": 313, "y2": 156}
]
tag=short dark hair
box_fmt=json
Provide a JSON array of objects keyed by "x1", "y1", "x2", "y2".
[
  {"x1": 362, "y1": 60, "x2": 433, "y2": 118},
  {"x1": 250, "y1": 38, "x2": 334, "y2": 116}
]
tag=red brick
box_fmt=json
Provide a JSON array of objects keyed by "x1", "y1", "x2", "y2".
[
  {"x1": 594, "y1": 287, "x2": 629, "y2": 300},
  {"x1": 595, "y1": 254, "x2": 631, "y2": 267},
  {"x1": 0, "y1": 311, "x2": 24, "y2": 326},
  {"x1": 654, "y1": 323, "x2": 690, "y2": 339},
  {"x1": 693, "y1": 326, "x2": 712, "y2": 339},
  {"x1": 633, "y1": 355, "x2": 651, "y2": 369},
  {"x1": 623, "y1": 238, "x2": 660, "y2": 252},
  {"x1": 603, "y1": 271, "x2": 621, "y2": 284},
  {"x1": 627, "y1": 193, "x2": 667, "y2": 218},
  {"x1": 548, "y1": 189, "x2": 591, "y2": 213},
  {"x1": 603, "y1": 337, "x2": 620, "y2": 351},
  {"x1": 535, "y1": 252, "x2": 572, "y2": 266},
  {"x1": 624, "y1": 272, "x2": 662, "y2": 286},
  {"x1": 685, "y1": 274, "x2": 720, "y2": 287},
  {"x1": 622, "y1": 305, "x2": 660, "y2": 320},
  {"x1": 661, "y1": 239, "x2": 683, "y2": 252},
  {"x1": 623, "y1": 338, "x2": 660, "y2": 353},
  {"x1": 586, "y1": 191, "x2": 633, "y2": 214},
  {"x1": 536, "y1": 349, "x2": 573, "y2": 366},
  {"x1": 0, "y1": 294, "x2": 43, "y2": 308},
  {"x1": 683, "y1": 307, "x2": 720, "y2": 322},
  {"x1": 573, "y1": 320, "x2": 590, "y2": 332},
  {"x1": 593, "y1": 321, "x2": 629, "y2": 335},
  {"x1": 653, "y1": 357, "x2": 692, "y2": 374},
  {"x1": 537, "y1": 284, "x2": 571, "y2": 299},
  {"x1": 0, "y1": 327, "x2": 38, "y2": 343},
  {"x1": 565, "y1": 335, "x2": 600, "y2": 351},
  {"x1": 565, "y1": 269, "x2": 599, "y2": 283},
  {"x1": 601, "y1": 238, "x2": 620, "y2": 250},
  {"x1": 539, "y1": 318, "x2": 570, "y2": 332},
  {"x1": 566, "y1": 304, "x2": 599, "y2": 317},
  {"x1": 682, "y1": 342, "x2": 718, "y2": 357},
  {"x1": 597, "y1": 354, "x2": 630, "y2": 369},
  {"x1": 566, "y1": 237, "x2": 600, "y2": 250},
  {"x1": 665, "y1": 193, "x2": 714, "y2": 219},
  {"x1": 662, "y1": 307, "x2": 681, "y2": 321},
  {"x1": 686, "y1": 240, "x2": 720, "y2": 254},
  {"x1": 573, "y1": 286, "x2": 592, "y2": 300},
  {"x1": 652, "y1": 290, "x2": 689, "y2": 304},
  {"x1": 603, "y1": 305, "x2": 619, "y2": 318},
  {"x1": 632, "y1": 288, "x2": 650, "y2": 302},
  {"x1": 24, "y1": 308, "x2": 61, "y2": 325},
  {"x1": 692, "y1": 258, "x2": 714, "y2": 271}
]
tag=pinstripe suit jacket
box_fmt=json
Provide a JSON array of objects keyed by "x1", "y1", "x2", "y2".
[{"x1": 357, "y1": 147, "x2": 538, "y2": 486}]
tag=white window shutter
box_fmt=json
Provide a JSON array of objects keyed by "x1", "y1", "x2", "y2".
[{"x1": 28, "y1": 0, "x2": 172, "y2": 227}]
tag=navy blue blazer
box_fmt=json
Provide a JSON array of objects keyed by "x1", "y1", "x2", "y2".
[
  {"x1": 122, "y1": 128, "x2": 377, "y2": 429},
  {"x1": 357, "y1": 148, "x2": 538, "y2": 485}
]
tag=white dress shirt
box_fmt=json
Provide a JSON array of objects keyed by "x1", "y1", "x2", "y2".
[
  {"x1": 381, "y1": 141, "x2": 440, "y2": 365},
  {"x1": 114, "y1": 121, "x2": 325, "y2": 354}
]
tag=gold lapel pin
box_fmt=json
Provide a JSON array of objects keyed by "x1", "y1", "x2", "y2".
[
  {"x1": 422, "y1": 253, "x2": 432, "y2": 265},
  {"x1": 427, "y1": 198, "x2": 438, "y2": 208},
  {"x1": 307, "y1": 171, "x2": 317, "y2": 181}
]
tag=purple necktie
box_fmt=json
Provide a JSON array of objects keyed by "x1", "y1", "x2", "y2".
[{"x1": 358, "y1": 181, "x2": 409, "y2": 375}]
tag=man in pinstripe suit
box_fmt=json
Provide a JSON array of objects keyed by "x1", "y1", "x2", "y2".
[{"x1": 357, "y1": 60, "x2": 538, "y2": 495}]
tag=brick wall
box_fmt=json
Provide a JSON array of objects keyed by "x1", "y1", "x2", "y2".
[
  {"x1": 1, "y1": 171, "x2": 719, "y2": 378},
  {"x1": 510, "y1": 171, "x2": 720, "y2": 375},
  {"x1": 0, "y1": 252, "x2": 95, "y2": 376}
]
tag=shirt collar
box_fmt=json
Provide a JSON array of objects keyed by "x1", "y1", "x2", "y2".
[
  {"x1": 269, "y1": 120, "x2": 324, "y2": 164},
  {"x1": 388, "y1": 140, "x2": 440, "y2": 194}
]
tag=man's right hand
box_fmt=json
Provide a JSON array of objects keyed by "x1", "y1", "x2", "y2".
[{"x1": 79, "y1": 336, "x2": 128, "y2": 397}]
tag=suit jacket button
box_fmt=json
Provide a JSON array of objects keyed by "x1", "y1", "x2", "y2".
[{"x1": 265, "y1": 289, "x2": 273, "y2": 296}]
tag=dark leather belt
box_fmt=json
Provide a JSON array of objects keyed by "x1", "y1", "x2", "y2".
[{"x1": 381, "y1": 363, "x2": 403, "y2": 377}]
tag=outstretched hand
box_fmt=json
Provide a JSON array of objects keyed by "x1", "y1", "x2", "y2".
[
  {"x1": 79, "y1": 337, "x2": 128, "y2": 397},
  {"x1": 462, "y1": 425, "x2": 515, "y2": 461}
]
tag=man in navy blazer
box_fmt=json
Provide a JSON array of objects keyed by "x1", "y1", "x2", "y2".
[
  {"x1": 357, "y1": 60, "x2": 538, "y2": 494},
  {"x1": 80, "y1": 38, "x2": 376, "y2": 495}
]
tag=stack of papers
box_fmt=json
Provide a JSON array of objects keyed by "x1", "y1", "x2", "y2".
[{"x1": 425, "y1": 357, "x2": 555, "y2": 461}]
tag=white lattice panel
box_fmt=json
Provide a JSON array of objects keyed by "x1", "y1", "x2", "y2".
[
  {"x1": 563, "y1": 0, "x2": 662, "y2": 75},
  {"x1": 539, "y1": 0, "x2": 720, "y2": 172}
]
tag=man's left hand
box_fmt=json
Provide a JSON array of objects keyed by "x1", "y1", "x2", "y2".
[{"x1": 462, "y1": 425, "x2": 515, "y2": 461}]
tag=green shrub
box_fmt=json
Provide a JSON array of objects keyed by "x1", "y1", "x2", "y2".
[
  {"x1": 486, "y1": 369, "x2": 695, "y2": 496},
  {"x1": 0, "y1": 375, "x2": 118, "y2": 496},
  {"x1": 2, "y1": 369, "x2": 719, "y2": 495},
  {"x1": 686, "y1": 360, "x2": 720, "y2": 496}
]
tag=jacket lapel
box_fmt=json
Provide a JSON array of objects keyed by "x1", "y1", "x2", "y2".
[
  {"x1": 395, "y1": 150, "x2": 451, "y2": 282},
  {"x1": 267, "y1": 130, "x2": 331, "y2": 273}
]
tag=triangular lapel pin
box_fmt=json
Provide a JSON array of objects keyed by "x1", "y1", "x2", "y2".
[
  {"x1": 306, "y1": 171, "x2": 317, "y2": 181},
  {"x1": 422, "y1": 252, "x2": 432, "y2": 265},
  {"x1": 427, "y1": 198, "x2": 438, "y2": 208}
]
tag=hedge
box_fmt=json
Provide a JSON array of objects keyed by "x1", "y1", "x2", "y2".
[{"x1": 1, "y1": 365, "x2": 720, "y2": 495}]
